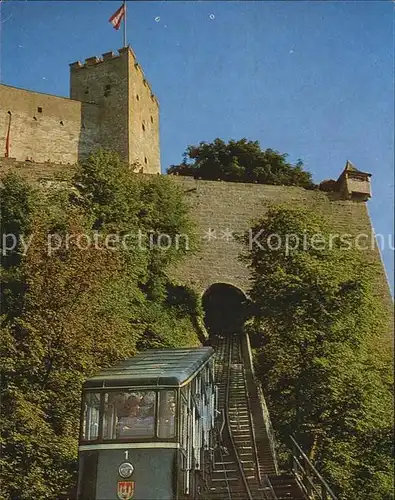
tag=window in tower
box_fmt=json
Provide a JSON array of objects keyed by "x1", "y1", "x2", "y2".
[
  {"x1": 151, "y1": 116, "x2": 154, "y2": 124},
  {"x1": 142, "y1": 123, "x2": 145, "y2": 132},
  {"x1": 136, "y1": 94, "x2": 140, "y2": 101},
  {"x1": 37, "y1": 107, "x2": 43, "y2": 113}
]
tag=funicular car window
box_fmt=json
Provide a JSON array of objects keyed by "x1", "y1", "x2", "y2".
[
  {"x1": 180, "y1": 397, "x2": 188, "y2": 451},
  {"x1": 157, "y1": 390, "x2": 176, "y2": 439},
  {"x1": 103, "y1": 391, "x2": 156, "y2": 440},
  {"x1": 82, "y1": 392, "x2": 101, "y2": 441}
]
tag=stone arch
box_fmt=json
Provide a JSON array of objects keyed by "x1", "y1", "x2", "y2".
[{"x1": 202, "y1": 282, "x2": 249, "y2": 335}]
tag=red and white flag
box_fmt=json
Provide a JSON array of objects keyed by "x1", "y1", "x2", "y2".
[{"x1": 109, "y1": 2, "x2": 125, "y2": 30}]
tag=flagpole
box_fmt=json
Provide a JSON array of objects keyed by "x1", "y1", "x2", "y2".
[{"x1": 123, "y1": 0, "x2": 127, "y2": 47}]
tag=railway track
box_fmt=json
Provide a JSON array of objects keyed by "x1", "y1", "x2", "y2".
[
  {"x1": 208, "y1": 333, "x2": 266, "y2": 500},
  {"x1": 206, "y1": 331, "x2": 332, "y2": 500}
]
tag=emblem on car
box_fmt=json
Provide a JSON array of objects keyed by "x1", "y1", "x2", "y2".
[
  {"x1": 117, "y1": 480, "x2": 135, "y2": 499},
  {"x1": 118, "y1": 462, "x2": 134, "y2": 479}
]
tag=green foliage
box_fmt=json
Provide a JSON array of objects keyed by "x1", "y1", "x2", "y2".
[
  {"x1": 168, "y1": 138, "x2": 314, "y2": 188},
  {"x1": 74, "y1": 150, "x2": 197, "y2": 300},
  {"x1": 242, "y1": 206, "x2": 394, "y2": 499},
  {"x1": 0, "y1": 150, "x2": 201, "y2": 499}
]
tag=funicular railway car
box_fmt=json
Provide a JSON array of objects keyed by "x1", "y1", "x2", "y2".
[{"x1": 77, "y1": 347, "x2": 217, "y2": 500}]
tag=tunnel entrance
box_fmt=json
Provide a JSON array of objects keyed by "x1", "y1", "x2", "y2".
[{"x1": 202, "y1": 283, "x2": 248, "y2": 335}]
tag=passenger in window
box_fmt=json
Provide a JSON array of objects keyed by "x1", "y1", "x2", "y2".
[
  {"x1": 113, "y1": 393, "x2": 129, "y2": 417},
  {"x1": 127, "y1": 395, "x2": 141, "y2": 416},
  {"x1": 140, "y1": 393, "x2": 155, "y2": 418},
  {"x1": 137, "y1": 393, "x2": 155, "y2": 436},
  {"x1": 117, "y1": 395, "x2": 141, "y2": 435},
  {"x1": 159, "y1": 396, "x2": 176, "y2": 438},
  {"x1": 168, "y1": 401, "x2": 176, "y2": 416}
]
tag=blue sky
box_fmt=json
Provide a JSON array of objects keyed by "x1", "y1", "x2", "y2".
[{"x1": 1, "y1": 1, "x2": 393, "y2": 292}]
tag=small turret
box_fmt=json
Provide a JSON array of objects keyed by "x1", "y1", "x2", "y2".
[{"x1": 337, "y1": 160, "x2": 372, "y2": 201}]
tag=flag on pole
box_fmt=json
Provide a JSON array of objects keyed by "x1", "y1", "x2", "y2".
[{"x1": 109, "y1": 2, "x2": 126, "y2": 30}]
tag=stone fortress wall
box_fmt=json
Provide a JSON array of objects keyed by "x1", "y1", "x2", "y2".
[
  {"x1": 170, "y1": 176, "x2": 393, "y2": 317},
  {"x1": 0, "y1": 156, "x2": 392, "y2": 345},
  {"x1": 0, "y1": 47, "x2": 160, "y2": 174},
  {"x1": 0, "y1": 84, "x2": 100, "y2": 165},
  {"x1": 0, "y1": 45, "x2": 392, "y2": 339}
]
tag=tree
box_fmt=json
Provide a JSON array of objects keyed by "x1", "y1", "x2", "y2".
[
  {"x1": 1, "y1": 209, "x2": 131, "y2": 499},
  {"x1": 0, "y1": 150, "x2": 202, "y2": 499},
  {"x1": 242, "y1": 206, "x2": 393, "y2": 499},
  {"x1": 167, "y1": 138, "x2": 314, "y2": 188},
  {"x1": 73, "y1": 150, "x2": 198, "y2": 300}
]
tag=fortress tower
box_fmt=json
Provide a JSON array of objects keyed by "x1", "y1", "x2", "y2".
[
  {"x1": 0, "y1": 46, "x2": 160, "y2": 174},
  {"x1": 70, "y1": 46, "x2": 160, "y2": 174}
]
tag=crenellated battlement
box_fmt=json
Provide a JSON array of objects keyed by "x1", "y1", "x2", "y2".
[
  {"x1": 69, "y1": 47, "x2": 128, "y2": 70},
  {"x1": 102, "y1": 51, "x2": 116, "y2": 61},
  {"x1": 69, "y1": 46, "x2": 158, "y2": 105}
]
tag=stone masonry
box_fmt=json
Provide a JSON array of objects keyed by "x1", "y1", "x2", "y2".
[
  {"x1": 170, "y1": 175, "x2": 390, "y2": 298},
  {"x1": 0, "y1": 84, "x2": 99, "y2": 166},
  {"x1": 0, "y1": 47, "x2": 160, "y2": 174}
]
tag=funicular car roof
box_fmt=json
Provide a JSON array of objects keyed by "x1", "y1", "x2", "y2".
[{"x1": 83, "y1": 347, "x2": 215, "y2": 389}]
